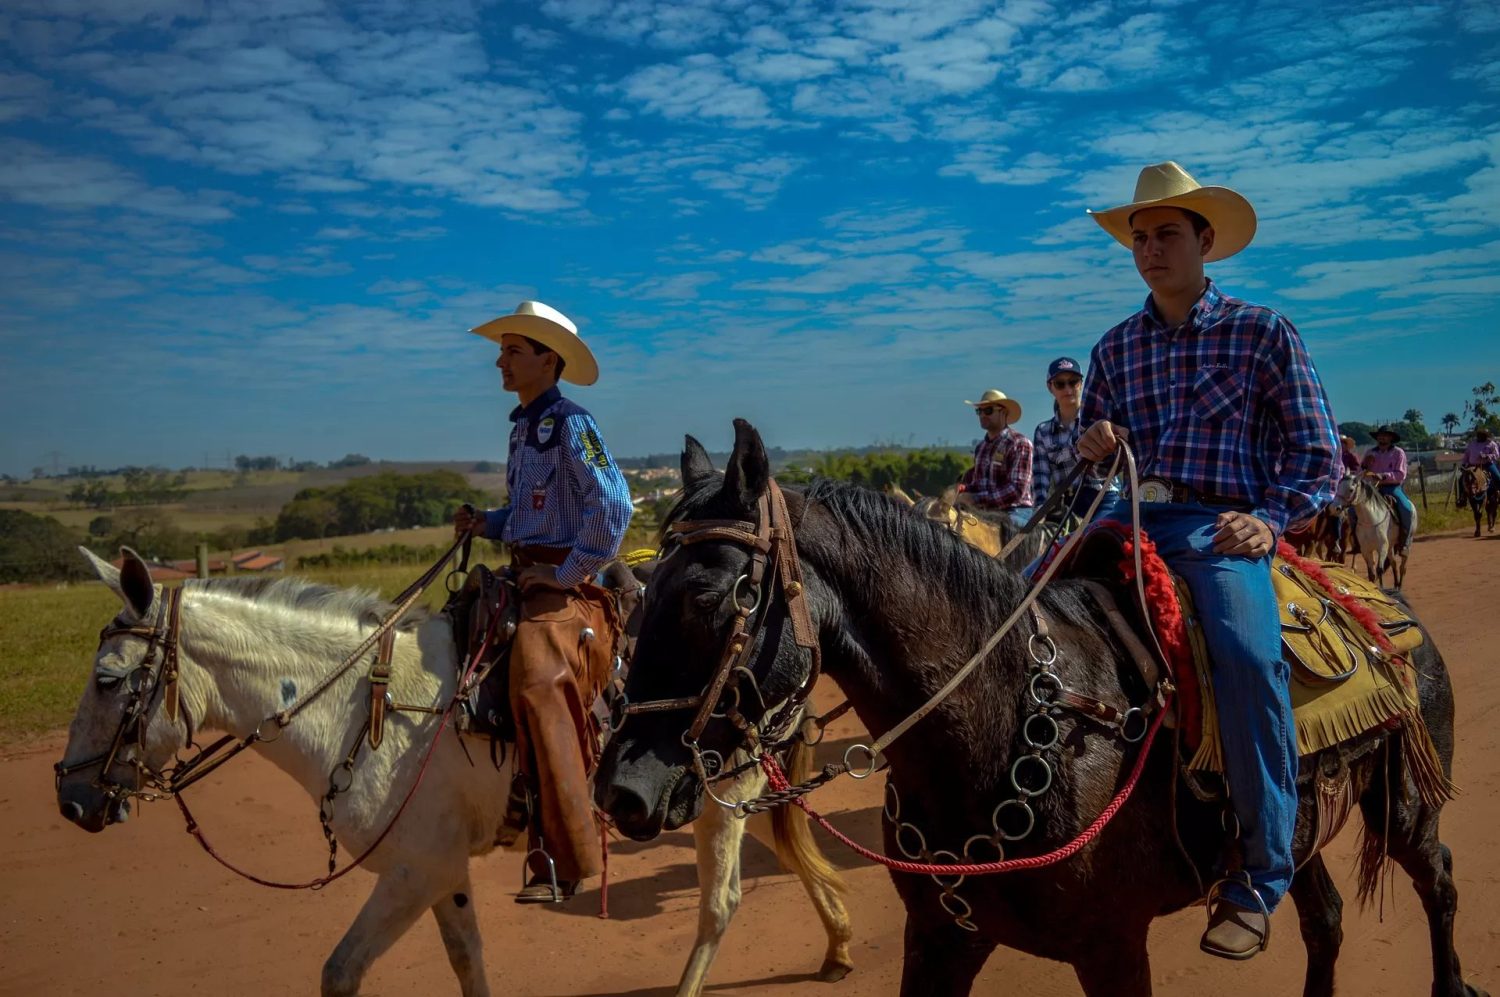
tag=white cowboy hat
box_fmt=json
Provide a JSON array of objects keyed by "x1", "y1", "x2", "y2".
[
  {"x1": 1087, "y1": 161, "x2": 1257, "y2": 263},
  {"x1": 469, "y1": 300, "x2": 600, "y2": 386},
  {"x1": 963, "y1": 389, "x2": 1021, "y2": 423}
]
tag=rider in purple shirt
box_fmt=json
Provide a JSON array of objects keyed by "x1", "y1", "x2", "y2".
[
  {"x1": 1360, "y1": 425, "x2": 1415, "y2": 552},
  {"x1": 1463, "y1": 428, "x2": 1500, "y2": 494}
]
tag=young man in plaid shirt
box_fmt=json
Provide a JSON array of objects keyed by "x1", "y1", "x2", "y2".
[{"x1": 1078, "y1": 163, "x2": 1339, "y2": 960}]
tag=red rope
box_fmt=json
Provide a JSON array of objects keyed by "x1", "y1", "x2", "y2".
[{"x1": 760, "y1": 704, "x2": 1167, "y2": 876}]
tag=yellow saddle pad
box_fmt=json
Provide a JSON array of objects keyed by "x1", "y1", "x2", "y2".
[{"x1": 1179, "y1": 555, "x2": 1431, "y2": 776}]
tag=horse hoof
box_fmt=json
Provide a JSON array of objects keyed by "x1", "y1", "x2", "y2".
[{"x1": 816, "y1": 959, "x2": 854, "y2": 983}]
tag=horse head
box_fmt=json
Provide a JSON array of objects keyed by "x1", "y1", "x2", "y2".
[
  {"x1": 596, "y1": 420, "x2": 818, "y2": 841},
  {"x1": 56, "y1": 548, "x2": 190, "y2": 833}
]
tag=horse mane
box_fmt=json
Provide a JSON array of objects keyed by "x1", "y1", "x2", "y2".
[{"x1": 186, "y1": 575, "x2": 430, "y2": 630}]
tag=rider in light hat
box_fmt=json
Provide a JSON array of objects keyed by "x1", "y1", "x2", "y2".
[
  {"x1": 1077, "y1": 162, "x2": 1339, "y2": 961},
  {"x1": 454, "y1": 300, "x2": 631, "y2": 903},
  {"x1": 959, "y1": 389, "x2": 1034, "y2": 527}
]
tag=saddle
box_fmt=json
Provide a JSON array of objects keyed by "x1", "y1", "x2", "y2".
[
  {"x1": 442, "y1": 563, "x2": 522, "y2": 740},
  {"x1": 1050, "y1": 523, "x2": 1437, "y2": 768}
]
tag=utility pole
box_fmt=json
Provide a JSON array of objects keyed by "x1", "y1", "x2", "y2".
[{"x1": 42, "y1": 450, "x2": 63, "y2": 476}]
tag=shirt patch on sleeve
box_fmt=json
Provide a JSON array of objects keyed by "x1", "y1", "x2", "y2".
[
  {"x1": 537, "y1": 416, "x2": 555, "y2": 445},
  {"x1": 579, "y1": 426, "x2": 610, "y2": 469}
]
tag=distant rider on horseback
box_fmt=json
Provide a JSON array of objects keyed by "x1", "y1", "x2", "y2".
[
  {"x1": 958, "y1": 389, "x2": 1034, "y2": 528},
  {"x1": 1361, "y1": 425, "x2": 1415, "y2": 554},
  {"x1": 1463, "y1": 427, "x2": 1500, "y2": 494},
  {"x1": 1031, "y1": 356, "x2": 1114, "y2": 521},
  {"x1": 1076, "y1": 162, "x2": 1339, "y2": 961},
  {"x1": 453, "y1": 301, "x2": 632, "y2": 904}
]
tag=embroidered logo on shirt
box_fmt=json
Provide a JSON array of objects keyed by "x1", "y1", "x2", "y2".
[
  {"x1": 537, "y1": 416, "x2": 555, "y2": 445},
  {"x1": 580, "y1": 427, "x2": 610, "y2": 469},
  {"x1": 532, "y1": 486, "x2": 547, "y2": 511}
]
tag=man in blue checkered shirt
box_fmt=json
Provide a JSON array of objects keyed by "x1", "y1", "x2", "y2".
[
  {"x1": 1078, "y1": 163, "x2": 1339, "y2": 961},
  {"x1": 454, "y1": 300, "x2": 633, "y2": 904}
]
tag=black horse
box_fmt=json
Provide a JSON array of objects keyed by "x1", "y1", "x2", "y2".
[
  {"x1": 597, "y1": 420, "x2": 1484, "y2": 997},
  {"x1": 1458, "y1": 466, "x2": 1498, "y2": 537}
]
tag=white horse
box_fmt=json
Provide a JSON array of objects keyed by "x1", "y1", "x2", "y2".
[
  {"x1": 56, "y1": 548, "x2": 851, "y2": 996},
  {"x1": 1338, "y1": 473, "x2": 1412, "y2": 589}
]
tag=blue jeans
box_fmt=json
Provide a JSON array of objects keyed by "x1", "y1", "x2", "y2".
[
  {"x1": 1101, "y1": 500, "x2": 1296, "y2": 911},
  {"x1": 1378, "y1": 484, "x2": 1415, "y2": 542}
]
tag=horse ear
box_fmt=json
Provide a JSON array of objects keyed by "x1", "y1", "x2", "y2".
[
  {"x1": 117, "y1": 547, "x2": 155, "y2": 618},
  {"x1": 722, "y1": 418, "x2": 770, "y2": 512},
  {"x1": 681, "y1": 434, "x2": 715, "y2": 489},
  {"x1": 79, "y1": 547, "x2": 123, "y2": 595}
]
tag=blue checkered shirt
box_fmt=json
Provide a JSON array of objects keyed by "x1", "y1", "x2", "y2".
[
  {"x1": 481, "y1": 387, "x2": 634, "y2": 588},
  {"x1": 1079, "y1": 280, "x2": 1339, "y2": 535},
  {"x1": 1032, "y1": 408, "x2": 1116, "y2": 506}
]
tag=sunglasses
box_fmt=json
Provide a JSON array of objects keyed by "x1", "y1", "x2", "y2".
[
  {"x1": 976, "y1": 406, "x2": 1003, "y2": 416},
  {"x1": 1050, "y1": 377, "x2": 1083, "y2": 388}
]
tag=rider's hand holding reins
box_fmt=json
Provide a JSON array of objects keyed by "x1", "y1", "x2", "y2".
[
  {"x1": 1078, "y1": 420, "x2": 1128, "y2": 462},
  {"x1": 452, "y1": 506, "x2": 485, "y2": 540}
]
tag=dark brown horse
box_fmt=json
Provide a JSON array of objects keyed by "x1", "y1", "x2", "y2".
[
  {"x1": 597, "y1": 420, "x2": 1484, "y2": 997},
  {"x1": 1458, "y1": 466, "x2": 1498, "y2": 537}
]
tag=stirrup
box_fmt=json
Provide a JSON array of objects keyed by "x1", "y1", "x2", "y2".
[
  {"x1": 1203, "y1": 872, "x2": 1271, "y2": 953},
  {"x1": 521, "y1": 841, "x2": 560, "y2": 903}
]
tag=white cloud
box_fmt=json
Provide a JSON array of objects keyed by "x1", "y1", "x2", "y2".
[
  {"x1": 0, "y1": 140, "x2": 236, "y2": 220},
  {"x1": 618, "y1": 56, "x2": 778, "y2": 127}
]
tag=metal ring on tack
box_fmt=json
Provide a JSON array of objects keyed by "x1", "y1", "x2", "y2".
[
  {"x1": 1029, "y1": 671, "x2": 1063, "y2": 706},
  {"x1": 963, "y1": 833, "x2": 1004, "y2": 863},
  {"x1": 843, "y1": 743, "x2": 879, "y2": 779},
  {"x1": 954, "y1": 916, "x2": 980, "y2": 933},
  {"x1": 1120, "y1": 707, "x2": 1148, "y2": 743},
  {"x1": 1022, "y1": 711, "x2": 1060, "y2": 750},
  {"x1": 1028, "y1": 633, "x2": 1058, "y2": 665},
  {"x1": 993, "y1": 798, "x2": 1036, "y2": 841},
  {"x1": 445, "y1": 569, "x2": 467, "y2": 594},
  {"x1": 709, "y1": 684, "x2": 741, "y2": 720},
  {"x1": 253, "y1": 717, "x2": 285, "y2": 743},
  {"x1": 732, "y1": 574, "x2": 762, "y2": 614},
  {"x1": 938, "y1": 890, "x2": 974, "y2": 924},
  {"x1": 929, "y1": 849, "x2": 966, "y2": 890},
  {"x1": 883, "y1": 780, "x2": 901, "y2": 822},
  {"x1": 1010, "y1": 754, "x2": 1054, "y2": 797},
  {"x1": 895, "y1": 821, "x2": 928, "y2": 861}
]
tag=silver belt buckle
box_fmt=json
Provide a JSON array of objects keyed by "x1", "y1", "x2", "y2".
[{"x1": 1138, "y1": 479, "x2": 1172, "y2": 504}]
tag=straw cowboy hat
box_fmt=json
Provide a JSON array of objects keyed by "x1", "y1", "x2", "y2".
[
  {"x1": 964, "y1": 389, "x2": 1021, "y2": 423},
  {"x1": 470, "y1": 300, "x2": 599, "y2": 386},
  {"x1": 1087, "y1": 161, "x2": 1257, "y2": 263}
]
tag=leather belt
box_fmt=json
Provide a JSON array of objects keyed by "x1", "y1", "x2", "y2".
[{"x1": 1135, "y1": 477, "x2": 1252, "y2": 511}]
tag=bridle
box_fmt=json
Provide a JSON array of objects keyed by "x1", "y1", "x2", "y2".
[
  {"x1": 54, "y1": 586, "x2": 187, "y2": 803},
  {"x1": 614, "y1": 478, "x2": 822, "y2": 794}
]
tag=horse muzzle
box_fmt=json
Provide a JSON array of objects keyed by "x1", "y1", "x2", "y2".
[
  {"x1": 56, "y1": 779, "x2": 131, "y2": 833},
  {"x1": 595, "y1": 736, "x2": 702, "y2": 840}
]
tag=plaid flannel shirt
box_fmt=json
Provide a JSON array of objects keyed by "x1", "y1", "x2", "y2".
[
  {"x1": 1032, "y1": 409, "x2": 1115, "y2": 506},
  {"x1": 1079, "y1": 280, "x2": 1338, "y2": 536},
  {"x1": 962, "y1": 427, "x2": 1034, "y2": 508},
  {"x1": 481, "y1": 386, "x2": 633, "y2": 588}
]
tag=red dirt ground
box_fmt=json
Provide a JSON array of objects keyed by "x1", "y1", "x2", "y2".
[{"x1": 2, "y1": 533, "x2": 1496, "y2": 996}]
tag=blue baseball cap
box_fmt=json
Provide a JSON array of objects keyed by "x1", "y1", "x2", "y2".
[{"x1": 1047, "y1": 357, "x2": 1082, "y2": 382}]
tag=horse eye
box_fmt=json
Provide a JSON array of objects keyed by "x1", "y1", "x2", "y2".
[{"x1": 693, "y1": 592, "x2": 723, "y2": 611}]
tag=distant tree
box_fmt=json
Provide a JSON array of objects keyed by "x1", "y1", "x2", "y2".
[
  {"x1": 273, "y1": 470, "x2": 485, "y2": 541},
  {"x1": 472, "y1": 461, "x2": 498, "y2": 473},
  {"x1": 1463, "y1": 381, "x2": 1498, "y2": 431},
  {"x1": 329, "y1": 453, "x2": 372, "y2": 469},
  {"x1": 1339, "y1": 421, "x2": 1376, "y2": 446},
  {"x1": 88, "y1": 516, "x2": 114, "y2": 538},
  {"x1": 1402, "y1": 408, "x2": 1423, "y2": 426},
  {"x1": 1442, "y1": 412, "x2": 1460, "y2": 435},
  {"x1": 0, "y1": 510, "x2": 91, "y2": 583}
]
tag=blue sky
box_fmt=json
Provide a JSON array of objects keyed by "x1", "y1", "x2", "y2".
[{"x1": 1, "y1": 0, "x2": 1496, "y2": 476}]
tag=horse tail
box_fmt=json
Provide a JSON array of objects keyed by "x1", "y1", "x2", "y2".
[{"x1": 771, "y1": 735, "x2": 848, "y2": 900}]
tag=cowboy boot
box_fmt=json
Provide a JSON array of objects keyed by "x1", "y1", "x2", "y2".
[{"x1": 1200, "y1": 898, "x2": 1270, "y2": 960}]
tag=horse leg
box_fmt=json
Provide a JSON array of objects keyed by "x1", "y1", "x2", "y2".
[
  {"x1": 431, "y1": 873, "x2": 490, "y2": 997},
  {"x1": 322, "y1": 864, "x2": 454, "y2": 997},
  {"x1": 1073, "y1": 930, "x2": 1152, "y2": 996},
  {"x1": 675, "y1": 789, "x2": 748, "y2": 997},
  {"x1": 746, "y1": 799, "x2": 854, "y2": 981},
  {"x1": 898, "y1": 915, "x2": 996, "y2": 997},
  {"x1": 1359, "y1": 753, "x2": 1486, "y2": 997},
  {"x1": 1288, "y1": 853, "x2": 1343, "y2": 997}
]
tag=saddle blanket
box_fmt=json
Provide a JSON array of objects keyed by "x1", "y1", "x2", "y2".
[{"x1": 1060, "y1": 523, "x2": 1439, "y2": 782}]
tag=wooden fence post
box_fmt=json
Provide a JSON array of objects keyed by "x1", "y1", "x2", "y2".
[
  {"x1": 1416, "y1": 463, "x2": 1428, "y2": 511},
  {"x1": 196, "y1": 542, "x2": 209, "y2": 579}
]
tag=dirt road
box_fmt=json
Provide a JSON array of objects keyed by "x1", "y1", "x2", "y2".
[{"x1": 2, "y1": 534, "x2": 1495, "y2": 996}]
